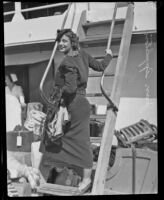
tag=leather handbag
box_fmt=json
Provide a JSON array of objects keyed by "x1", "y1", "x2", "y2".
[{"x1": 46, "y1": 106, "x2": 70, "y2": 142}]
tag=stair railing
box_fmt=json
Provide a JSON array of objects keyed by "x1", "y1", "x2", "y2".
[{"x1": 100, "y1": 2, "x2": 118, "y2": 113}]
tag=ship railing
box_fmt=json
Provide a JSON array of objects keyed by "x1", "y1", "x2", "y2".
[{"x1": 3, "y1": 2, "x2": 69, "y2": 17}]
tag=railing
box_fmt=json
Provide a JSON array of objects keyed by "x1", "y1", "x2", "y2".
[
  {"x1": 3, "y1": 2, "x2": 69, "y2": 22},
  {"x1": 100, "y1": 2, "x2": 118, "y2": 113},
  {"x1": 39, "y1": 3, "x2": 74, "y2": 105}
]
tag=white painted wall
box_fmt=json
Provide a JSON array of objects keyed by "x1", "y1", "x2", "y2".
[
  {"x1": 115, "y1": 97, "x2": 157, "y2": 129},
  {"x1": 87, "y1": 2, "x2": 156, "y2": 31},
  {"x1": 4, "y1": 2, "x2": 156, "y2": 46}
]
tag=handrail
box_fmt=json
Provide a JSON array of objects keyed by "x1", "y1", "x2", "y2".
[
  {"x1": 39, "y1": 2, "x2": 73, "y2": 105},
  {"x1": 3, "y1": 2, "x2": 69, "y2": 16},
  {"x1": 70, "y1": 3, "x2": 76, "y2": 29},
  {"x1": 100, "y1": 2, "x2": 118, "y2": 113}
]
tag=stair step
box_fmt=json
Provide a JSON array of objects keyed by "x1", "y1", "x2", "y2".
[
  {"x1": 87, "y1": 91, "x2": 111, "y2": 97},
  {"x1": 90, "y1": 115, "x2": 106, "y2": 119},
  {"x1": 83, "y1": 18, "x2": 125, "y2": 29},
  {"x1": 90, "y1": 137, "x2": 102, "y2": 143},
  {"x1": 89, "y1": 73, "x2": 114, "y2": 78},
  {"x1": 94, "y1": 54, "x2": 118, "y2": 60},
  {"x1": 37, "y1": 183, "x2": 81, "y2": 196},
  {"x1": 79, "y1": 34, "x2": 122, "y2": 45},
  {"x1": 87, "y1": 93, "x2": 104, "y2": 97},
  {"x1": 81, "y1": 18, "x2": 124, "y2": 41}
]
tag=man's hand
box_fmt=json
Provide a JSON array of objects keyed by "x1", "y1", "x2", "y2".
[{"x1": 23, "y1": 166, "x2": 41, "y2": 189}]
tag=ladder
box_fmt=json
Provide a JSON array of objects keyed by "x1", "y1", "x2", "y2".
[
  {"x1": 37, "y1": 2, "x2": 134, "y2": 196},
  {"x1": 91, "y1": 2, "x2": 134, "y2": 195}
]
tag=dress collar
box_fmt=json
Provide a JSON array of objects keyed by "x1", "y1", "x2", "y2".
[{"x1": 65, "y1": 49, "x2": 80, "y2": 57}]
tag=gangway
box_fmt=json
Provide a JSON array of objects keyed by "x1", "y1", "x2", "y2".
[{"x1": 37, "y1": 2, "x2": 139, "y2": 195}]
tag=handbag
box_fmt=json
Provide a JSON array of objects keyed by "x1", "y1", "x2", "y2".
[
  {"x1": 42, "y1": 86, "x2": 70, "y2": 145},
  {"x1": 46, "y1": 105, "x2": 70, "y2": 142}
]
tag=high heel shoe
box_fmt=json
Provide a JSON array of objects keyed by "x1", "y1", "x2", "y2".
[{"x1": 78, "y1": 178, "x2": 91, "y2": 194}]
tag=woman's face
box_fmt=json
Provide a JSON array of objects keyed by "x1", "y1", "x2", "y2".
[
  {"x1": 58, "y1": 34, "x2": 72, "y2": 54},
  {"x1": 5, "y1": 75, "x2": 12, "y2": 86}
]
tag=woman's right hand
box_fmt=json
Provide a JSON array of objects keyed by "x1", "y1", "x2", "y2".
[{"x1": 105, "y1": 49, "x2": 113, "y2": 57}]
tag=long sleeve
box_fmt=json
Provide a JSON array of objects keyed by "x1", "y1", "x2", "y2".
[
  {"x1": 87, "y1": 53, "x2": 112, "y2": 72},
  {"x1": 62, "y1": 65, "x2": 78, "y2": 95}
]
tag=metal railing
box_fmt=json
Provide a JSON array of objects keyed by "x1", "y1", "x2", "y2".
[
  {"x1": 3, "y1": 2, "x2": 69, "y2": 16},
  {"x1": 100, "y1": 2, "x2": 118, "y2": 113},
  {"x1": 39, "y1": 2, "x2": 74, "y2": 105}
]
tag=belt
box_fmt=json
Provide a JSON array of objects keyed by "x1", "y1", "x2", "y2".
[{"x1": 76, "y1": 89, "x2": 86, "y2": 96}]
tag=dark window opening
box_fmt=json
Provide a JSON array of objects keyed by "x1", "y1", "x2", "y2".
[
  {"x1": 3, "y1": 2, "x2": 69, "y2": 22},
  {"x1": 3, "y1": 2, "x2": 15, "y2": 23},
  {"x1": 21, "y1": 2, "x2": 68, "y2": 20},
  {"x1": 4, "y1": 14, "x2": 14, "y2": 23}
]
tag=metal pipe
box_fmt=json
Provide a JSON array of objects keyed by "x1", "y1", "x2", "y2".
[
  {"x1": 132, "y1": 145, "x2": 136, "y2": 194},
  {"x1": 39, "y1": 3, "x2": 73, "y2": 105},
  {"x1": 100, "y1": 3, "x2": 118, "y2": 113},
  {"x1": 107, "y1": 3, "x2": 118, "y2": 49},
  {"x1": 70, "y1": 3, "x2": 76, "y2": 30}
]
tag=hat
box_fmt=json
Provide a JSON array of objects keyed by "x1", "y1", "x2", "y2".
[
  {"x1": 10, "y1": 74, "x2": 18, "y2": 82},
  {"x1": 56, "y1": 29, "x2": 72, "y2": 42}
]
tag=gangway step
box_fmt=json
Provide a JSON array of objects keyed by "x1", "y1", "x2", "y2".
[
  {"x1": 90, "y1": 115, "x2": 106, "y2": 120},
  {"x1": 82, "y1": 18, "x2": 125, "y2": 29},
  {"x1": 37, "y1": 183, "x2": 83, "y2": 196},
  {"x1": 93, "y1": 54, "x2": 118, "y2": 60},
  {"x1": 80, "y1": 34, "x2": 123, "y2": 44},
  {"x1": 87, "y1": 92, "x2": 110, "y2": 97},
  {"x1": 90, "y1": 137, "x2": 102, "y2": 143}
]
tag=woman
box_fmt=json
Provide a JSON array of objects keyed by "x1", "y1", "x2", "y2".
[
  {"x1": 5, "y1": 74, "x2": 26, "y2": 108},
  {"x1": 39, "y1": 29, "x2": 113, "y2": 191}
]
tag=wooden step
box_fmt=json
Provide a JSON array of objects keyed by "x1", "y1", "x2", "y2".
[
  {"x1": 81, "y1": 19, "x2": 124, "y2": 41},
  {"x1": 90, "y1": 115, "x2": 106, "y2": 120},
  {"x1": 93, "y1": 54, "x2": 118, "y2": 60},
  {"x1": 82, "y1": 18, "x2": 125, "y2": 29},
  {"x1": 87, "y1": 93, "x2": 103, "y2": 97},
  {"x1": 87, "y1": 92, "x2": 111, "y2": 97},
  {"x1": 88, "y1": 73, "x2": 114, "y2": 78},
  {"x1": 79, "y1": 34, "x2": 122, "y2": 45},
  {"x1": 37, "y1": 183, "x2": 81, "y2": 196},
  {"x1": 90, "y1": 137, "x2": 102, "y2": 143}
]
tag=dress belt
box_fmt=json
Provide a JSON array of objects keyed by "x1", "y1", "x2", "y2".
[{"x1": 76, "y1": 89, "x2": 86, "y2": 96}]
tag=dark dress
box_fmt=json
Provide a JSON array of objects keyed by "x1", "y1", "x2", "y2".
[{"x1": 39, "y1": 49, "x2": 112, "y2": 170}]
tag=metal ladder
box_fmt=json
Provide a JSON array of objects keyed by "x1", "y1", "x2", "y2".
[{"x1": 37, "y1": 2, "x2": 134, "y2": 196}]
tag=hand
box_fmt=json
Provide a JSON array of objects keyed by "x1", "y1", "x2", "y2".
[
  {"x1": 23, "y1": 166, "x2": 41, "y2": 189},
  {"x1": 105, "y1": 49, "x2": 113, "y2": 57}
]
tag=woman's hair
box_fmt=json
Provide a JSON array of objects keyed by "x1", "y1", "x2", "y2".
[{"x1": 56, "y1": 29, "x2": 79, "y2": 51}]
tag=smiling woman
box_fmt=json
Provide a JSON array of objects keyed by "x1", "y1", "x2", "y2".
[
  {"x1": 56, "y1": 29, "x2": 80, "y2": 56},
  {"x1": 39, "y1": 29, "x2": 113, "y2": 192},
  {"x1": 58, "y1": 35, "x2": 71, "y2": 54}
]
